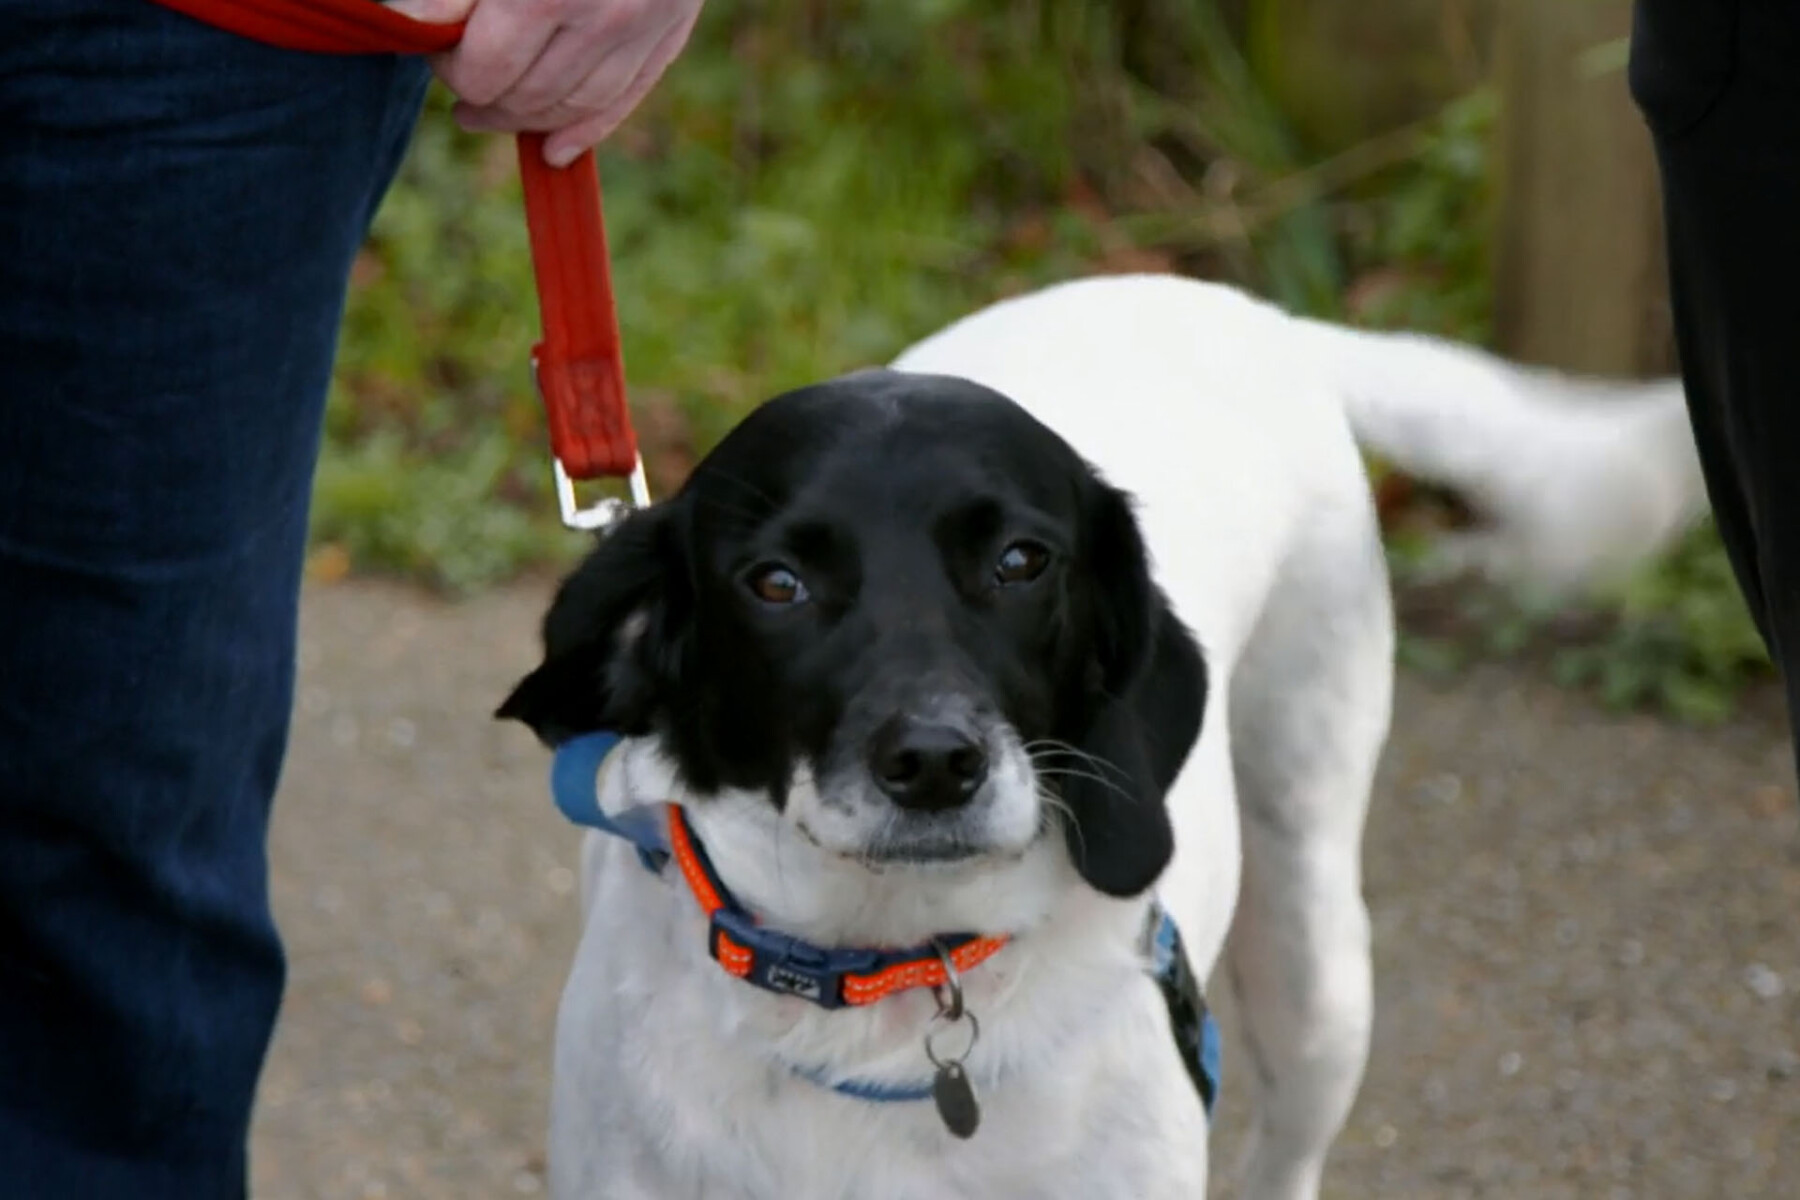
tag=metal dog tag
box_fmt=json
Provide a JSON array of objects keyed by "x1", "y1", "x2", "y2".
[{"x1": 931, "y1": 1060, "x2": 981, "y2": 1139}]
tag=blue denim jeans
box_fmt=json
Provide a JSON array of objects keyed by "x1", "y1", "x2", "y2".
[{"x1": 0, "y1": 3, "x2": 429, "y2": 1193}]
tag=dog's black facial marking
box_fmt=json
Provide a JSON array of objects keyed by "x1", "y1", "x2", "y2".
[
  {"x1": 498, "y1": 368, "x2": 1208, "y2": 896},
  {"x1": 496, "y1": 504, "x2": 690, "y2": 744}
]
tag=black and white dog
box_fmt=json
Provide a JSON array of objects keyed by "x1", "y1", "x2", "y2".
[{"x1": 500, "y1": 274, "x2": 1705, "y2": 1198}]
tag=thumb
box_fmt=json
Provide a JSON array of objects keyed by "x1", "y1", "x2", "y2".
[{"x1": 382, "y1": 0, "x2": 478, "y2": 24}]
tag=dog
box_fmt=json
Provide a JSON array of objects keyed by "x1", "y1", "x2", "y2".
[{"x1": 499, "y1": 273, "x2": 1706, "y2": 1199}]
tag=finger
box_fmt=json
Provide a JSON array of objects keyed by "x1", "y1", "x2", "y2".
[
  {"x1": 449, "y1": 23, "x2": 653, "y2": 136},
  {"x1": 488, "y1": 21, "x2": 646, "y2": 123},
  {"x1": 449, "y1": 98, "x2": 512, "y2": 134},
  {"x1": 538, "y1": 111, "x2": 617, "y2": 167},
  {"x1": 433, "y1": 0, "x2": 558, "y2": 108},
  {"x1": 486, "y1": 0, "x2": 694, "y2": 130},
  {"x1": 381, "y1": 0, "x2": 476, "y2": 23},
  {"x1": 541, "y1": 12, "x2": 698, "y2": 164},
  {"x1": 538, "y1": 68, "x2": 654, "y2": 163}
]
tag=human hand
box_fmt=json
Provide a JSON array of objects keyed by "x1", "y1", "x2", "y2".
[{"x1": 387, "y1": 0, "x2": 704, "y2": 166}]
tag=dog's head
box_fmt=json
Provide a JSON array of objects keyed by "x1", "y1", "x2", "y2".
[{"x1": 499, "y1": 370, "x2": 1206, "y2": 897}]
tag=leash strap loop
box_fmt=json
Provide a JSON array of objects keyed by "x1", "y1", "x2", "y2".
[
  {"x1": 518, "y1": 132, "x2": 639, "y2": 488},
  {"x1": 151, "y1": 0, "x2": 465, "y2": 55}
]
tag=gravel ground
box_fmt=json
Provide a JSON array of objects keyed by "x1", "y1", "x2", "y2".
[{"x1": 251, "y1": 579, "x2": 1800, "y2": 1199}]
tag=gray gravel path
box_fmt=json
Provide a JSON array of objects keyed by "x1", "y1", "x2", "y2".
[{"x1": 251, "y1": 579, "x2": 1800, "y2": 1199}]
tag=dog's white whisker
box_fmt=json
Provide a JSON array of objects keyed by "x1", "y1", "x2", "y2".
[
  {"x1": 1024, "y1": 740, "x2": 1134, "y2": 786},
  {"x1": 1030, "y1": 766, "x2": 1137, "y2": 808}
]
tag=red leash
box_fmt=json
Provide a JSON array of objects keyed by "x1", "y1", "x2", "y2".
[{"x1": 150, "y1": 0, "x2": 642, "y2": 526}]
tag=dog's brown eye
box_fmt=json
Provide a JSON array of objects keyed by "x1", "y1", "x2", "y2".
[
  {"x1": 995, "y1": 541, "x2": 1050, "y2": 586},
  {"x1": 747, "y1": 563, "x2": 810, "y2": 606}
]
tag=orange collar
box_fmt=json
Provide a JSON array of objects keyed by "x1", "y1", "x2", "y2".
[
  {"x1": 665, "y1": 805, "x2": 1010, "y2": 1010},
  {"x1": 549, "y1": 732, "x2": 1008, "y2": 1011}
]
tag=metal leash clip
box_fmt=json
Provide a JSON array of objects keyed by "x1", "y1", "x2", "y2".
[
  {"x1": 529, "y1": 353, "x2": 652, "y2": 531},
  {"x1": 552, "y1": 453, "x2": 651, "y2": 532}
]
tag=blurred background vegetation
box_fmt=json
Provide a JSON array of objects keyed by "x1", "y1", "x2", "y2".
[{"x1": 315, "y1": 0, "x2": 1769, "y2": 720}]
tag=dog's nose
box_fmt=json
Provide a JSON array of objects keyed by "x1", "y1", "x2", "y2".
[{"x1": 868, "y1": 718, "x2": 989, "y2": 812}]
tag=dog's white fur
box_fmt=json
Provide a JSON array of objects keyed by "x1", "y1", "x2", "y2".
[{"x1": 546, "y1": 274, "x2": 1707, "y2": 1199}]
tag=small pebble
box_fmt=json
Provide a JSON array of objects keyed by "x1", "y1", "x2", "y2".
[
  {"x1": 1421, "y1": 774, "x2": 1462, "y2": 804},
  {"x1": 1744, "y1": 962, "x2": 1784, "y2": 1000}
]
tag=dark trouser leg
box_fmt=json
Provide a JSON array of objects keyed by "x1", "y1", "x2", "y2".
[
  {"x1": 0, "y1": 2, "x2": 428, "y2": 1194},
  {"x1": 1632, "y1": 1, "x2": 1800, "y2": 753}
]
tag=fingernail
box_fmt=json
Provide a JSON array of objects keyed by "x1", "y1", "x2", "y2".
[
  {"x1": 545, "y1": 144, "x2": 580, "y2": 169},
  {"x1": 386, "y1": 0, "x2": 470, "y2": 23}
]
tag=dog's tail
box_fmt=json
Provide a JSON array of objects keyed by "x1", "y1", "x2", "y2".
[{"x1": 1297, "y1": 317, "x2": 1709, "y2": 596}]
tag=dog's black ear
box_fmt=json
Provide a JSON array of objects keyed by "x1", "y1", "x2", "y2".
[
  {"x1": 1056, "y1": 483, "x2": 1208, "y2": 897},
  {"x1": 1086, "y1": 482, "x2": 1159, "y2": 693},
  {"x1": 496, "y1": 503, "x2": 691, "y2": 746}
]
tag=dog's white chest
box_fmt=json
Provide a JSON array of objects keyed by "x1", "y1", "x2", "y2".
[{"x1": 546, "y1": 833, "x2": 1210, "y2": 1200}]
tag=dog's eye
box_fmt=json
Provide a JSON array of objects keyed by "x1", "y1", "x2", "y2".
[
  {"x1": 994, "y1": 541, "x2": 1051, "y2": 586},
  {"x1": 747, "y1": 563, "x2": 810, "y2": 606}
]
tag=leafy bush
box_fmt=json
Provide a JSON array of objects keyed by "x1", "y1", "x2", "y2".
[{"x1": 1555, "y1": 522, "x2": 1769, "y2": 723}]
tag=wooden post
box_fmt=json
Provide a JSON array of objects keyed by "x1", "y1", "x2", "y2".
[
  {"x1": 1243, "y1": 0, "x2": 1495, "y2": 153},
  {"x1": 1491, "y1": 0, "x2": 1673, "y2": 377}
]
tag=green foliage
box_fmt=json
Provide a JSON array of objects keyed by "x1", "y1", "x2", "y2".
[
  {"x1": 317, "y1": 1, "x2": 1121, "y2": 589},
  {"x1": 311, "y1": 426, "x2": 576, "y2": 594},
  {"x1": 1554, "y1": 522, "x2": 1769, "y2": 723},
  {"x1": 1386, "y1": 517, "x2": 1771, "y2": 724},
  {"x1": 1342, "y1": 87, "x2": 1498, "y2": 343},
  {"x1": 314, "y1": 1, "x2": 1772, "y2": 719}
]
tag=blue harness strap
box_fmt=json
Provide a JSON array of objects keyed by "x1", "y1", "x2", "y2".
[
  {"x1": 550, "y1": 730, "x2": 670, "y2": 872},
  {"x1": 1148, "y1": 905, "x2": 1223, "y2": 1116},
  {"x1": 549, "y1": 730, "x2": 1222, "y2": 1114}
]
